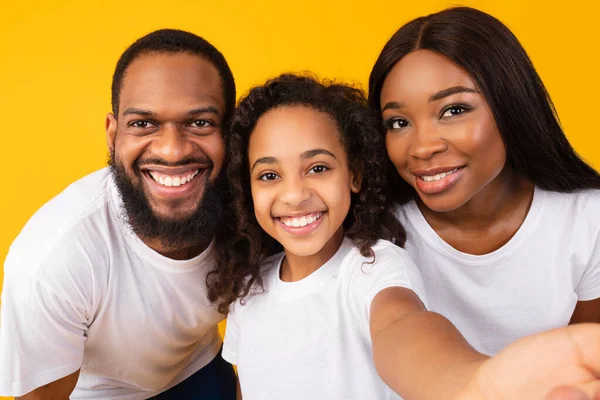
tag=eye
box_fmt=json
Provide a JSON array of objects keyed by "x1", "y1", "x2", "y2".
[
  {"x1": 130, "y1": 120, "x2": 154, "y2": 129},
  {"x1": 308, "y1": 165, "x2": 328, "y2": 174},
  {"x1": 441, "y1": 104, "x2": 471, "y2": 118},
  {"x1": 258, "y1": 172, "x2": 279, "y2": 181},
  {"x1": 385, "y1": 118, "x2": 409, "y2": 130},
  {"x1": 191, "y1": 120, "x2": 213, "y2": 128}
]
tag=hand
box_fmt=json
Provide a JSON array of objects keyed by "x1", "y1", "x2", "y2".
[
  {"x1": 545, "y1": 387, "x2": 599, "y2": 400},
  {"x1": 459, "y1": 324, "x2": 600, "y2": 400}
]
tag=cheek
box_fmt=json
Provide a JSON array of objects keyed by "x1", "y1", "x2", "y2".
[
  {"x1": 385, "y1": 134, "x2": 408, "y2": 169},
  {"x1": 203, "y1": 135, "x2": 226, "y2": 173},
  {"x1": 323, "y1": 177, "x2": 353, "y2": 213},
  {"x1": 462, "y1": 120, "x2": 506, "y2": 174},
  {"x1": 115, "y1": 136, "x2": 150, "y2": 168},
  {"x1": 250, "y1": 184, "x2": 272, "y2": 225}
]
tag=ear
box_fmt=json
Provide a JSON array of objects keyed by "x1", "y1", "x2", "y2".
[
  {"x1": 106, "y1": 113, "x2": 118, "y2": 153},
  {"x1": 350, "y1": 171, "x2": 362, "y2": 194}
]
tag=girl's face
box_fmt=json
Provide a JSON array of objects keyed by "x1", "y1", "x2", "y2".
[
  {"x1": 380, "y1": 49, "x2": 507, "y2": 212},
  {"x1": 247, "y1": 106, "x2": 360, "y2": 259}
]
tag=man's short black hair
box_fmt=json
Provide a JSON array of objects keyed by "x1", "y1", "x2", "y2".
[{"x1": 111, "y1": 29, "x2": 235, "y2": 124}]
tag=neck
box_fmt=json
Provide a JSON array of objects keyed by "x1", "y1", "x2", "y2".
[
  {"x1": 141, "y1": 236, "x2": 211, "y2": 260},
  {"x1": 280, "y1": 228, "x2": 345, "y2": 282},
  {"x1": 418, "y1": 167, "x2": 534, "y2": 232}
]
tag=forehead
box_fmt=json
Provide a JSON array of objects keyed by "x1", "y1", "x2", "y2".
[
  {"x1": 248, "y1": 106, "x2": 344, "y2": 159},
  {"x1": 381, "y1": 50, "x2": 476, "y2": 102},
  {"x1": 119, "y1": 52, "x2": 225, "y2": 116}
]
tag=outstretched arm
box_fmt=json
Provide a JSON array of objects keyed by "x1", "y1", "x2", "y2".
[
  {"x1": 370, "y1": 287, "x2": 486, "y2": 399},
  {"x1": 370, "y1": 287, "x2": 600, "y2": 399}
]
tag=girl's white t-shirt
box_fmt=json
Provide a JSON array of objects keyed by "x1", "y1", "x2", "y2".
[
  {"x1": 396, "y1": 187, "x2": 600, "y2": 355},
  {"x1": 223, "y1": 238, "x2": 427, "y2": 400}
]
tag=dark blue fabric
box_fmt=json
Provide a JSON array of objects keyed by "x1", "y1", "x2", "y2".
[{"x1": 149, "y1": 349, "x2": 236, "y2": 400}]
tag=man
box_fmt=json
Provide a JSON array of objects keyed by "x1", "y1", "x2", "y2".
[{"x1": 0, "y1": 29, "x2": 236, "y2": 399}]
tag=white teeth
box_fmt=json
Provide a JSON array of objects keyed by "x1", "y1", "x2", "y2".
[
  {"x1": 280, "y1": 213, "x2": 322, "y2": 228},
  {"x1": 421, "y1": 168, "x2": 458, "y2": 182},
  {"x1": 149, "y1": 170, "x2": 200, "y2": 187}
]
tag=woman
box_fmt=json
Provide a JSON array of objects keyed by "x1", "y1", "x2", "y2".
[{"x1": 368, "y1": 6, "x2": 600, "y2": 356}]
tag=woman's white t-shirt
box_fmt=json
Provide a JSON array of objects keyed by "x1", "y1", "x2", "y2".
[
  {"x1": 396, "y1": 187, "x2": 600, "y2": 355},
  {"x1": 223, "y1": 238, "x2": 427, "y2": 400}
]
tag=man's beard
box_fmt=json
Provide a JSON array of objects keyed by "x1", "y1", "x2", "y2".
[{"x1": 108, "y1": 150, "x2": 226, "y2": 251}]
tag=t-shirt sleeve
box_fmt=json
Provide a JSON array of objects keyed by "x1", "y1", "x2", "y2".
[
  {"x1": 222, "y1": 301, "x2": 241, "y2": 365},
  {"x1": 348, "y1": 242, "x2": 428, "y2": 335},
  {"x1": 0, "y1": 249, "x2": 89, "y2": 397},
  {"x1": 575, "y1": 229, "x2": 600, "y2": 301}
]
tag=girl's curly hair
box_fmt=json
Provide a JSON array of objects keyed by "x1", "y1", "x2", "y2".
[{"x1": 207, "y1": 73, "x2": 406, "y2": 314}]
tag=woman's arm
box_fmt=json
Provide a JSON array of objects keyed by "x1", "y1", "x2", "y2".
[
  {"x1": 370, "y1": 287, "x2": 486, "y2": 399},
  {"x1": 370, "y1": 287, "x2": 600, "y2": 399}
]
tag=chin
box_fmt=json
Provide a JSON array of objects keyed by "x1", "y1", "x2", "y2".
[
  {"x1": 420, "y1": 195, "x2": 467, "y2": 213},
  {"x1": 281, "y1": 241, "x2": 325, "y2": 258}
]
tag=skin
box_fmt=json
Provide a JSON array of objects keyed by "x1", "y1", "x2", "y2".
[
  {"x1": 248, "y1": 106, "x2": 359, "y2": 281},
  {"x1": 380, "y1": 49, "x2": 600, "y2": 322},
  {"x1": 241, "y1": 103, "x2": 600, "y2": 400},
  {"x1": 17, "y1": 52, "x2": 226, "y2": 400},
  {"x1": 106, "y1": 52, "x2": 225, "y2": 260}
]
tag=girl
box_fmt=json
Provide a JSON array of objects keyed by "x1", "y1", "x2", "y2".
[
  {"x1": 208, "y1": 74, "x2": 600, "y2": 400},
  {"x1": 368, "y1": 6, "x2": 600, "y2": 357}
]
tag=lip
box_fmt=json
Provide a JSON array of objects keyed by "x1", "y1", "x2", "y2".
[
  {"x1": 414, "y1": 166, "x2": 465, "y2": 195},
  {"x1": 140, "y1": 164, "x2": 209, "y2": 175},
  {"x1": 275, "y1": 211, "x2": 326, "y2": 236},
  {"x1": 142, "y1": 168, "x2": 208, "y2": 200},
  {"x1": 410, "y1": 165, "x2": 465, "y2": 176}
]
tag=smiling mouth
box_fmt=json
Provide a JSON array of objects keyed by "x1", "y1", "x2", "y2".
[
  {"x1": 146, "y1": 169, "x2": 203, "y2": 187},
  {"x1": 418, "y1": 167, "x2": 464, "y2": 182},
  {"x1": 277, "y1": 212, "x2": 324, "y2": 228}
]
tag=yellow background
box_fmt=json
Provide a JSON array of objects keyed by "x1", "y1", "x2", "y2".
[{"x1": 1, "y1": 0, "x2": 598, "y2": 398}]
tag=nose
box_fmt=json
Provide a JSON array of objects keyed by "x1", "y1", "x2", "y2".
[
  {"x1": 151, "y1": 124, "x2": 195, "y2": 162},
  {"x1": 278, "y1": 176, "x2": 311, "y2": 207},
  {"x1": 409, "y1": 122, "x2": 448, "y2": 160}
]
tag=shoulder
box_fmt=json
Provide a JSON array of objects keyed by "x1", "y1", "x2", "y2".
[
  {"x1": 230, "y1": 251, "x2": 284, "y2": 312},
  {"x1": 538, "y1": 188, "x2": 600, "y2": 231},
  {"x1": 540, "y1": 188, "x2": 600, "y2": 212},
  {"x1": 346, "y1": 239, "x2": 416, "y2": 269},
  {"x1": 7, "y1": 168, "x2": 115, "y2": 278}
]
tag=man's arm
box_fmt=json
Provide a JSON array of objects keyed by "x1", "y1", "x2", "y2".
[{"x1": 16, "y1": 370, "x2": 80, "y2": 400}]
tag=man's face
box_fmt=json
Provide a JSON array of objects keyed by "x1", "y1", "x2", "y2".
[{"x1": 106, "y1": 52, "x2": 226, "y2": 253}]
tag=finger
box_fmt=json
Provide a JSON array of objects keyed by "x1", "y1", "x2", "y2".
[
  {"x1": 566, "y1": 324, "x2": 600, "y2": 373},
  {"x1": 566, "y1": 381, "x2": 600, "y2": 400},
  {"x1": 546, "y1": 386, "x2": 590, "y2": 400}
]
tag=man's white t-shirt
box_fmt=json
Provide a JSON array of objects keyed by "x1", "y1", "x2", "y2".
[
  {"x1": 222, "y1": 238, "x2": 427, "y2": 400},
  {"x1": 0, "y1": 168, "x2": 224, "y2": 399},
  {"x1": 396, "y1": 187, "x2": 600, "y2": 356}
]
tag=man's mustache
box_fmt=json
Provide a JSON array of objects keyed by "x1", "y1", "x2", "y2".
[{"x1": 135, "y1": 156, "x2": 213, "y2": 169}]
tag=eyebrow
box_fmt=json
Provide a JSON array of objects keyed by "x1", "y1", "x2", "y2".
[
  {"x1": 250, "y1": 148, "x2": 336, "y2": 172},
  {"x1": 122, "y1": 106, "x2": 221, "y2": 117},
  {"x1": 429, "y1": 86, "x2": 479, "y2": 102},
  {"x1": 381, "y1": 86, "x2": 479, "y2": 113}
]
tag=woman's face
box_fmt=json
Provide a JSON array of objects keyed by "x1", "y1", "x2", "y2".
[{"x1": 380, "y1": 49, "x2": 507, "y2": 212}]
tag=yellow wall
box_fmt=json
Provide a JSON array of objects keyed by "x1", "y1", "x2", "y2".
[{"x1": 1, "y1": 1, "x2": 598, "y2": 398}]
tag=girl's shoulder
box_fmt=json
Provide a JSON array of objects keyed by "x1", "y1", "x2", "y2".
[{"x1": 344, "y1": 238, "x2": 417, "y2": 272}]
